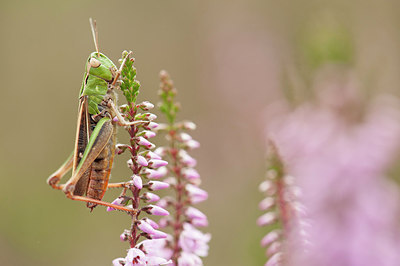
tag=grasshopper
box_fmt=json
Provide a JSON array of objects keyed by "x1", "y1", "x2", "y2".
[{"x1": 47, "y1": 19, "x2": 139, "y2": 213}]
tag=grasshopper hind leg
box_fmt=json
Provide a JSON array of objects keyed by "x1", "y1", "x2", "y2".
[{"x1": 47, "y1": 153, "x2": 74, "y2": 190}]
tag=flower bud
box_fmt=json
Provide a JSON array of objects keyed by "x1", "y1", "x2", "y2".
[
  {"x1": 132, "y1": 175, "x2": 143, "y2": 189},
  {"x1": 145, "y1": 151, "x2": 162, "y2": 160},
  {"x1": 144, "y1": 168, "x2": 166, "y2": 179},
  {"x1": 186, "y1": 139, "x2": 200, "y2": 149},
  {"x1": 149, "y1": 159, "x2": 168, "y2": 168},
  {"x1": 136, "y1": 155, "x2": 148, "y2": 167},
  {"x1": 182, "y1": 168, "x2": 200, "y2": 180},
  {"x1": 257, "y1": 212, "x2": 277, "y2": 227},
  {"x1": 137, "y1": 137, "x2": 155, "y2": 149},
  {"x1": 147, "y1": 181, "x2": 170, "y2": 191},
  {"x1": 107, "y1": 197, "x2": 124, "y2": 212},
  {"x1": 142, "y1": 192, "x2": 160, "y2": 202},
  {"x1": 145, "y1": 205, "x2": 170, "y2": 216},
  {"x1": 138, "y1": 101, "x2": 154, "y2": 110}
]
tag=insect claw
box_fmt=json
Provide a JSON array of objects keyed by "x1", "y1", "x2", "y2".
[{"x1": 47, "y1": 176, "x2": 59, "y2": 188}]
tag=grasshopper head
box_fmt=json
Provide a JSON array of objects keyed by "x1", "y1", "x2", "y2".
[{"x1": 86, "y1": 52, "x2": 117, "y2": 82}]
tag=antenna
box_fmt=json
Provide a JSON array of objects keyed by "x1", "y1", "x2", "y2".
[{"x1": 89, "y1": 18, "x2": 100, "y2": 57}]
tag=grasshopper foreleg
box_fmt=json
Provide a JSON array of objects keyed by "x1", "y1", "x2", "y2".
[{"x1": 108, "y1": 100, "x2": 147, "y2": 127}]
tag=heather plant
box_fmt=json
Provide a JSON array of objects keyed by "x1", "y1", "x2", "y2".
[
  {"x1": 110, "y1": 51, "x2": 172, "y2": 266},
  {"x1": 258, "y1": 21, "x2": 400, "y2": 265},
  {"x1": 258, "y1": 141, "x2": 308, "y2": 266},
  {"x1": 152, "y1": 70, "x2": 211, "y2": 265},
  {"x1": 263, "y1": 69, "x2": 400, "y2": 266}
]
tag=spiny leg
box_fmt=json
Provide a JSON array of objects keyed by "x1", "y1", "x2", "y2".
[{"x1": 65, "y1": 193, "x2": 136, "y2": 213}]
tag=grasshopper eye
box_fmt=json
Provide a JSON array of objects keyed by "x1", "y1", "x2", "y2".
[{"x1": 89, "y1": 58, "x2": 101, "y2": 68}]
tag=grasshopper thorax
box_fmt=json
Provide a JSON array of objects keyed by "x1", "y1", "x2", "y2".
[{"x1": 80, "y1": 52, "x2": 118, "y2": 115}]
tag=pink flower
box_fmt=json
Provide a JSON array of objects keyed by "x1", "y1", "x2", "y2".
[
  {"x1": 257, "y1": 212, "x2": 277, "y2": 227},
  {"x1": 145, "y1": 151, "x2": 162, "y2": 160},
  {"x1": 149, "y1": 159, "x2": 168, "y2": 168},
  {"x1": 182, "y1": 168, "x2": 200, "y2": 180},
  {"x1": 142, "y1": 192, "x2": 160, "y2": 203},
  {"x1": 117, "y1": 247, "x2": 171, "y2": 266},
  {"x1": 107, "y1": 197, "x2": 124, "y2": 212},
  {"x1": 266, "y1": 84, "x2": 400, "y2": 265},
  {"x1": 137, "y1": 239, "x2": 173, "y2": 262},
  {"x1": 142, "y1": 217, "x2": 159, "y2": 229},
  {"x1": 142, "y1": 130, "x2": 156, "y2": 139},
  {"x1": 147, "y1": 204, "x2": 170, "y2": 216},
  {"x1": 132, "y1": 175, "x2": 143, "y2": 189},
  {"x1": 182, "y1": 121, "x2": 197, "y2": 130},
  {"x1": 178, "y1": 252, "x2": 203, "y2": 266},
  {"x1": 147, "y1": 181, "x2": 170, "y2": 191},
  {"x1": 186, "y1": 139, "x2": 200, "y2": 149},
  {"x1": 186, "y1": 184, "x2": 208, "y2": 204},
  {"x1": 179, "y1": 223, "x2": 211, "y2": 257},
  {"x1": 144, "y1": 168, "x2": 166, "y2": 179},
  {"x1": 136, "y1": 155, "x2": 148, "y2": 167},
  {"x1": 137, "y1": 137, "x2": 155, "y2": 149},
  {"x1": 178, "y1": 150, "x2": 197, "y2": 167}
]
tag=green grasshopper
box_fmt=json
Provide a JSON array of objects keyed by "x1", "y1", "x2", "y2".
[{"x1": 47, "y1": 19, "x2": 139, "y2": 213}]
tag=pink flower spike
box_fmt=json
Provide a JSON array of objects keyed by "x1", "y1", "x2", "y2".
[
  {"x1": 136, "y1": 155, "x2": 148, "y2": 167},
  {"x1": 182, "y1": 168, "x2": 200, "y2": 180},
  {"x1": 149, "y1": 159, "x2": 168, "y2": 168},
  {"x1": 145, "y1": 151, "x2": 162, "y2": 160},
  {"x1": 148, "y1": 204, "x2": 170, "y2": 216},
  {"x1": 143, "y1": 192, "x2": 160, "y2": 202},
  {"x1": 148, "y1": 181, "x2": 170, "y2": 191},
  {"x1": 132, "y1": 175, "x2": 143, "y2": 189},
  {"x1": 112, "y1": 116, "x2": 119, "y2": 122},
  {"x1": 137, "y1": 137, "x2": 155, "y2": 149},
  {"x1": 107, "y1": 197, "x2": 123, "y2": 212},
  {"x1": 186, "y1": 184, "x2": 208, "y2": 204},
  {"x1": 257, "y1": 212, "x2": 277, "y2": 227}
]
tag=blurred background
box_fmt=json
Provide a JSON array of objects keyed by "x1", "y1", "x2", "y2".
[{"x1": 1, "y1": 0, "x2": 400, "y2": 265}]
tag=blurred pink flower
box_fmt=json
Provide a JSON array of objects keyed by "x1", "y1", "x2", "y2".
[
  {"x1": 266, "y1": 77, "x2": 400, "y2": 266},
  {"x1": 179, "y1": 223, "x2": 211, "y2": 257}
]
